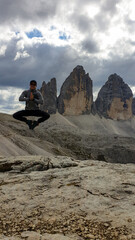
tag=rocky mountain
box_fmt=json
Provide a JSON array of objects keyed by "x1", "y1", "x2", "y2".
[
  {"x1": 57, "y1": 65, "x2": 93, "y2": 115},
  {"x1": 39, "y1": 68, "x2": 135, "y2": 119},
  {"x1": 132, "y1": 98, "x2": 135, "y2": 115},
  {"x1": 95, "y1": 73, "x2": 133, "y2": 120},
  {"x1": 40, "y1": 78, "x2": 57, "y2": 114}
]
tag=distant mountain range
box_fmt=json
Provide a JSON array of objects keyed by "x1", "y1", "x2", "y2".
[{"x1": 40, "y1": 65, "x2": 135, "y2": 120}]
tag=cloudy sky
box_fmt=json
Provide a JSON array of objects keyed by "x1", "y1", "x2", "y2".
[{"x1": 0, "y1": 0, "x2": 135, "y2": 113}]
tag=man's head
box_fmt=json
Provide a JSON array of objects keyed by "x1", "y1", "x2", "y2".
[{"x1": 30, "y1": 80, "x2": 37, "y2": 90}]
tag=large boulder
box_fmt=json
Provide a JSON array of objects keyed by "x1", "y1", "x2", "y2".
[
  {"x1": 132, "y1": 98, "x2": 135, "y2": 115},
  {"x1": 40, "y1": 78, "x2": 57, "y2": 114},
  {"x1": 95, "y1": 74, "x2": 133, "y2": 120},
  {"x1": 58, "y1": 65, "x2": 93, "y2": 115}
]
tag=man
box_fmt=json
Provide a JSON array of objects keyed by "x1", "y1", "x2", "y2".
[{"x1": 13, "y1": 80, "x2": 50, "y2": 130}]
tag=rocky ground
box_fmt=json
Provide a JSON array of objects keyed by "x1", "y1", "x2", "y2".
[
  {"x1": 0, "y1": 112, "x2": 135, "y2": 239},
  {"x1": 0, "y1": 156, "x2": 135, "y2": 239},
  {"x1": 0, "y1": 112, "x2": 135, "y2": 163}
]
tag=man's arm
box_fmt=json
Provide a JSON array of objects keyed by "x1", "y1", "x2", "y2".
[
  {"x1": 19, "y1": 91, "x2": 29, "y2": 102},
  {"x1": 33, "y1": 91, "x2": 44, "y2": 105}
]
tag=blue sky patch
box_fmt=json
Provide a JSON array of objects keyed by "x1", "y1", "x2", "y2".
[
  {"x1": 15, "y1": 31, "x2": 20, "y2": 35},
  {"x1": 26, "y1": 29, "x2": 43, "y2": 38},
  {"x1": 59, "y1": 32, "x2": 70, "y2": 40},
  {"x1": 50, "y1": 25, "x2": 56, "y2": 30}
]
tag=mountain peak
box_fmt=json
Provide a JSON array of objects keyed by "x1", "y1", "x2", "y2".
[
  {"x1": 58, "y1": 66, "x2": 93, "y2": 115},
  {"x1": 95, "y1": 74, "x2": 133, "y2": 120}
]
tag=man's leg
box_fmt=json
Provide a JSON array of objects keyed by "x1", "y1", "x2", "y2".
[
  {"x1": 36, "y1": 110, "x2": 50, "y2": 123},
  {"x1": 30, "y1": 110, "x2": 50, "y2": 129},
  {"x1": 13, "y1": 110, "x2": 33, "y2": 129},
  {"x1": 13, "y1": 110, "x2": 30, "y2": 123},
  {"x1": 13, "y1": 110, "x2": 50, "y2": 129}
]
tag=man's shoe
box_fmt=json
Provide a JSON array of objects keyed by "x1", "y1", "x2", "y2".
[
  {"x1": 26, "y1": 120, "x2": 33, "y2": 129},
  {"x1": 31, "y1": 120, "x2": 39, "y2": 130}
]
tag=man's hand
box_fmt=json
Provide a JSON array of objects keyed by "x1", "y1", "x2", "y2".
[{"x1": 30, "y1": 92, "x2": 34, "y2": 100}]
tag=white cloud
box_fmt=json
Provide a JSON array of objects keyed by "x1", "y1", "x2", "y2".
[
  {"x1": 14, "y1": 50, "x2": 30, "y2": 61},
  {"x1": 130, "y1": 86, "x2": 135, "y2": 97},
  {"x1": 93, "y1": 88, "x2": 100, "y2": 101},
  {"x1": 0, "y1": 45, "x2": 7, "y2": 56},
  {"x1": 0, "y1": 0, "x2": 134, "y2": 60},
  {"x1": 0, "y1": 0, "x2": 135, "y2": 113},
  {"x1": 84, "y1": 4, "x2": 100, "y2": 18},
  {"x1": 0, "y1": 87, "x2": 24, "y2": 114}
]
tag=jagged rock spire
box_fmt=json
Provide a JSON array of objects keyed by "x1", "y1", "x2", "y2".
[
  {"x1": 40, "y1": 78, "x2": 57, "y2": 114},
  {"x1": 95, "y1": 73, "x2": 133, "y2": 120},
  {"x1": 57, "y1": 65, "x2": 93, "y2": 115}
]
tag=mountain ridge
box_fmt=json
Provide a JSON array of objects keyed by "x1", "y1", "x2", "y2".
[{"x1": 40, "y1": 66, "x2": 135, "y2": 119}]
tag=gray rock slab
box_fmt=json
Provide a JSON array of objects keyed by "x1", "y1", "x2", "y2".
[{"x1": 0, "y1": 156, "x2": 135, "y2": 239}]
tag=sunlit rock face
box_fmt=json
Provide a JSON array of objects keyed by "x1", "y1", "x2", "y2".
[
  {"x1": 58, "y1": 65, "x2": 93, "y2": 115},
  {"x1": 132, "y1": 98, "x2": 135, "y2": 115},
  {"x1": 40, "y1": 78, "x2": 57, "y2": 114},
  {"x1": 95, "y1": 74, "x2": 133, "y2": 120}
]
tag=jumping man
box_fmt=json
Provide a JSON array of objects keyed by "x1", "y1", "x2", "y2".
[{"x1": 13, "y1": 80, "x2": 50, "y2": 129}]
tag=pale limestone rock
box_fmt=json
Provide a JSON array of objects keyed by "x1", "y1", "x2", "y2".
[
  {"x1": 107, "y1": 97, "x2": 133, "y2": 120},
  {"x1": 58, "y1": 65, "x2": 93, "y2": 115},
  {"x1": 0, "y1": 155, "x2": 78, "y2": 173},
  {"x1": 42, "y1": 233, "x2": 83, "y2": 240},
  {"x1": 95, "y1": 73, "x2": 133, "y2": 120},
  {"x1": 21, "y1": 231, "x2": 41, "y2": 239},
  {"x1": 0, "y1": 157, "x2": 135, "y2": 239}
]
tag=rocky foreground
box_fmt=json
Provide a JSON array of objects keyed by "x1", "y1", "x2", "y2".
[
  {"x1": 0, "y1": 112, "x2": 135, "y2": 239},
  {"x1": 0, "y1": 156, "x2": 135, "y2": 240}
]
